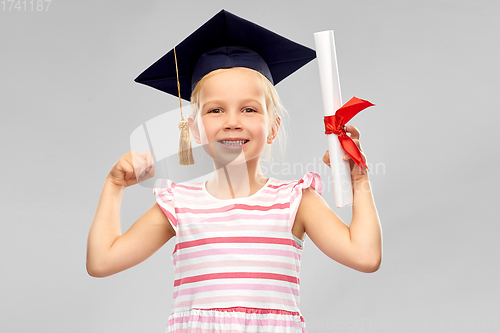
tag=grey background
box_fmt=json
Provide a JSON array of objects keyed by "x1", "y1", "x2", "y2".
[{"x1": 1, "y1": 0, "x2": 499, "y2": 332}]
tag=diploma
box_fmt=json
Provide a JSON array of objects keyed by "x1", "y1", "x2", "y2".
[{"x1": 314, "y1": 30, "x2": 353, "y2": 208}]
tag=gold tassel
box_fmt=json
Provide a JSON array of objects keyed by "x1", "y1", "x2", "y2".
[
  {"x1": 174, "y1": 47, "x2": 194, "y2": 165},
  {"x1": 178, "y1": 118, "x2": 194, "y2": 165}
]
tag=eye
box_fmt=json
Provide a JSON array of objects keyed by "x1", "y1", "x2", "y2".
[
  {"x1": 208, "y1": 108, "x2": 223, "y2": 114},
  {"x1": 242, "y1": 108, "x2": 257, "y2": 113}
]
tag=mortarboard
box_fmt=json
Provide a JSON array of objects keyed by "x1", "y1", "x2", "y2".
[
  {"x1": 135, "y1": 9, "x2": 316, "y2": 101},
  {"x1": 134, "y1": 9, "x2": 316, "y2": 167}
]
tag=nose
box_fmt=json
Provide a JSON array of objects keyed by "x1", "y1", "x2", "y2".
[{"x1": 223, "y1": 110, "x2": 243, "y2": 129}]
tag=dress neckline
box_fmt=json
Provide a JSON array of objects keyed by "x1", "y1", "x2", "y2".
[{"x1": 202, "y1": 177, "x2": 273, "y2": 202}]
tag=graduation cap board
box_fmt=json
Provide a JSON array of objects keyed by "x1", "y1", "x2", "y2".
[
  {"x1": 132, "y1": 9, "x2": 316, "y2": 188},
  {"x1": 135, "y1": 9, "x2": 316, "y2": 101}
]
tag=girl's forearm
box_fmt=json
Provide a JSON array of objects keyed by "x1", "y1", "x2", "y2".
[
  {"x1": 349, "y1": 175, "x2": 382, "y2": 271},
  {"x1": 86, "y1": 179, "x2": 126, "y2": 276}
]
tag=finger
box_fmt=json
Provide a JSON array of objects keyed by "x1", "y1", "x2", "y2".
[
  {"x1": 140, "y1": 166, "x2": 156, "y2": 182},
  {"x1": 323, "y1": 150, "x2": 330, "y2": 165},
  {"x1": 139, "y1": 151, "x2": 154, "y2": 167},
  {"x1": 130, "y1": 153, "x2": 142, "y2": 179},
  {"x1": 138, "y1": 152, "x2": 155, "y2": 180},
  {"x1": 121, "y1": 160, "x2": 136, "y2": 180},
  {"x1": 135, "y1": 151, "x2": 153, "y2": 174},
  {"x1": 132, "y1": 153, "x2": 148, "y2": 180},
  {"x1": 147, "y1": 151, "x2": 154, "y2": 167},
  {"x1": 346, "y1": 125, "x2": 360, "y2": 140},
  {"x1": 119, "y1": 152, "x2": 136, "y2": 180},
  {"x1": 144, "y1": 162, "x2": 153, "y2": 175},
  {"x1": 352, "y1": 138, "x2": 363, "y2": 152},
  {"x1": 146, "y1": 151, "x2": 155, "y2": 175},
  {"x1": 350, "y1": 153, "x2": 367, "y2": 172},
  {"x1": 138, "y1": 151, "x2": 154, "y2": 177}
]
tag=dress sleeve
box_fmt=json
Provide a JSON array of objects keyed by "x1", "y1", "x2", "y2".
[
  {"x1": 153, "y1": 179, "x2": 178, "y2": 233},
  {"x1": 289, "y1": 171, "x2": 322, "y2": 229}
]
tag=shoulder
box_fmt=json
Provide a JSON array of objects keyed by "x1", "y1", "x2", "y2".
[
  {"x1": 293, "y1": 172, "x2": 327, "y2": 227},
  {"x1": 272, "y1": 171, "x2": 322, "y2": 194},
  {"x1": 296, "y1": 186, "x2": 324, "y2": 216}
]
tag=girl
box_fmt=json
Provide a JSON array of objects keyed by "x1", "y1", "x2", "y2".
[{"x1": 87, "y1": 10, "x2": 382, "y2": 333}]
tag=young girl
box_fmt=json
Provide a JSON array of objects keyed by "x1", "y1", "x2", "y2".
[{"x1": 87, "y1": 10, "x2": 382, "y2": 333}]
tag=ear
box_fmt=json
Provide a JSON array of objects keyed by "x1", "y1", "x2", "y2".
[
  {"x1": 188, "y1": 114, "x2": 201, "y2": 144},
  {"x1": 267, "y1": 115, "x2": 281, "y2": 144}
]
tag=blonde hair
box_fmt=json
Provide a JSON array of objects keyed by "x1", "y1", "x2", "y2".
[{"x1": 190, "y1": 68, "x2": 288, "y2": 162}]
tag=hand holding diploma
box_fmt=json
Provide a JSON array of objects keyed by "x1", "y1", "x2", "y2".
[{"x1": 323, "y1": 125, "x2": 368, "y2": 182}]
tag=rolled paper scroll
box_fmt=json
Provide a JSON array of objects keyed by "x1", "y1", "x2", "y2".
[{"x1": 314, "y1": 30, "x2": 352, "y2": 208}]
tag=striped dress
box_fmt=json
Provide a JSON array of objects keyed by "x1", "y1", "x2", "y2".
[{"x1": 153, "y1": 171, "x2": 322, "y2": 332}]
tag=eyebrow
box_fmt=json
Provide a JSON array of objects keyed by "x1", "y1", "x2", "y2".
[{"x1": 202, "y1": 98, "x2": 264, "y2": 108}]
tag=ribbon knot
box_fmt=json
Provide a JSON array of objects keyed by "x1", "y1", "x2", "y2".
[
  {"x1": 325, "y1": 114, "x2": 346, "y2": 136},
  {"x1": 323, "y1": 97, "x2": 374, "y2": 173}
]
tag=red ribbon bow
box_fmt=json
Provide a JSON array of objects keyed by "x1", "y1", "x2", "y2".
[{"x1": 324, "y1": 97, "x2": 374, "y2": 173}]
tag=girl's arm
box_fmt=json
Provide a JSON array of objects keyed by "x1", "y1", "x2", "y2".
[
  {"x1": 86, "y1": 151, "x2": 175, "y2": 277},
  {"x1": 294, "y1": 126, "x2": 382, "y2": 273}
]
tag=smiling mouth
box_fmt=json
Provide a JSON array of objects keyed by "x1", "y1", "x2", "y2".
[{"x1": 218, "y1": 140, "x2": 249, "y2": 145}]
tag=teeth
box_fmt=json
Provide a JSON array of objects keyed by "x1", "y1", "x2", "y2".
[{"x1": 220, "y1": 140, "x2": 248, "y2": 145}]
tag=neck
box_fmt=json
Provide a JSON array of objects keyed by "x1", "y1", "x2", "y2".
[{"x1": 207, "y1": 155, "x2": 268, "y2": 199}]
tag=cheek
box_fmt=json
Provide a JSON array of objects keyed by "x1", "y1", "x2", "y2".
[
  {"x1": 253, "y1": 121, "x2": 270, "y2": 141},
  {"x1": 263, "y1": 117, "x2": 272, "y2": 135},
  {"x1": 195, "y1": 120, "x2": 208, "y2": 142},
  {"x1": 198, "y1": 118, "x2": 219, "y2": 142}
]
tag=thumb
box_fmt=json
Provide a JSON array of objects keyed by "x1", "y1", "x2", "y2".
[{"x1": 323, "y1": 150, "x2": 330, "y2": 166}]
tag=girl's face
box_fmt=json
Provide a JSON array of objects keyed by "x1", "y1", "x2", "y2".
[{"x1": 189, "y1": 67, "x2": 276, "y2": 165}]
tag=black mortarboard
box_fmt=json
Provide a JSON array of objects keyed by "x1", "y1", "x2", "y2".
[{"x1": 134, "y1": 9, "x2": 316, "y2": 101}]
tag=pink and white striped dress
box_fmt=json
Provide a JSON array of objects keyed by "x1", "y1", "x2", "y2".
[{"x1": 153, "y1": 171, "x2": 322, "y2": 333}]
